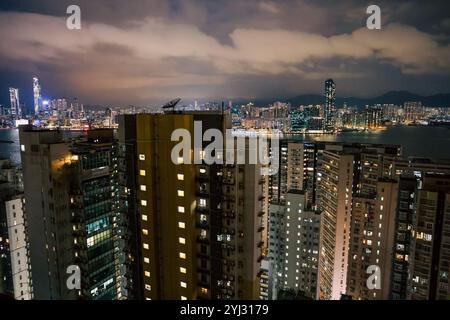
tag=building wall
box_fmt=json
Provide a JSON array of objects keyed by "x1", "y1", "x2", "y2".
[
  {"x1": 318, "y1": 151, "x2": 353, "y2": 300},
  {"x1": 129, "y1": 112, "x2": 265, "y2": 300},
  {"x1": 346, "y1": 180, "x2": 397, "y2": 300},
  {"x1": 5, "y1": 197, "x2": 32, "y2": 299},
  {"x1": 409, "y1": 174, "x2": 450, "y2": 300}
]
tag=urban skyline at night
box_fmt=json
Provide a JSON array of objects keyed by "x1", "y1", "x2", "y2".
[{"x1": 1, "y1": 1, "x2": 450, "y2": 310}]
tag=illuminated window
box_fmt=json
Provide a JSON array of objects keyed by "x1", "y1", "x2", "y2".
[
  {"x1": 178, "y1": 206, "x2": 185, "y2": 213},
  {"x1": 145, "y1": 284, "x2": 151, "y2": 291},
  {"x1": 144, "y1": 271, "x2": 151, "y2": 277},
  {"x1": 178, "y1": 222, "x2": 185, "y2": 229},
  {"x1": 86, "y1": 229, "x2": 111, "y2": 248},
  {"x1": 179, "y1": 252, "x2": 186, "y2": 259},
  {"x1": 200, "y1": 168, "x2": 206, "y2": 174},
  {"x1": 143, "y1": 243, "x2": 149, "y2": 250},
  {"x1": 199, "y1": 199, "x2": 206, "y2": 207},
  {"x1": 144, "y1": 257, "x2": 150, "y2": 263},
  {"x1": 177, "y1": 157, "x2": 184, "y2": 164},
  {"x1": 180, "y1": 267, "x2": 186, "y2": 274},
  {"x1": 141, "y1": 200, "x2": 147, "y2": 206},
  {"x1": 139, "y1": 154, "x2": 146, "y2": 161},
  {"x1": 180, "y1": 281, "x2": 187, "y2": 288},
  {"x1": 179, "y1": 237, "x2": 186, "y2": 244},
  {"x1": 181, "y1": 296, "x2": 187, "y2": 300},
  {"x1": 140, "y1": 170, "x2": 146, "y2": 176},
  {"x1": 20, "y1": 145, "x2": 25, "y2": 152},
  {"x1": 177, "y1": 174, "x2": 184, "y2": 181},
  {"x1": 142, "y1": 229, "x2": 148, "y2": 235},
  {"x1": 201, "y1": 287, "x2": 208, "y2": 294},
  {"x1": 142, "y1": 214, "x2": 148, "y2": 221},
  {"x1": 140, "y1": 185, "x2": 147, "y2": 191},
  {"x1": 177, "y1": 190, "x2": 184, "y2": 197}
]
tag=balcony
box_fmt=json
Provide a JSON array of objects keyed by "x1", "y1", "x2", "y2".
[
  {"x1": 196, "y1": 221, "x2": 209, "y2": 229},
  {"x1": 257, "y1": 241, "x2": 264, "y2": 248},
  {"x1": 257, "y1": 226, "x2": 265, "y2": 233},
  {"x1": 257, "y1": 210, "x2": 264, "y2": 217},
  {"x1": 196, "y1": 206, "x2": 209, "y2": 213},
  {"x1": 196, "y1": 236, "x2": 210, "y2": 244},
  {"x1": 223, "y1": 178, "x2": 235, "y2": 185}
]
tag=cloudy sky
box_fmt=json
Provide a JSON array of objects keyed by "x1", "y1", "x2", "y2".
[{"x1": 0, "y1": 0, "x2": 450, "y2": 108}]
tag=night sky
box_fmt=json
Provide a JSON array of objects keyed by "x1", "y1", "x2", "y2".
[{"x1": 0, "y1": 0, "x2": 449, "y2": 108}]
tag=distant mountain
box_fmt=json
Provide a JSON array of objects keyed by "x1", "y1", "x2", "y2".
[{"x1": 241, "y1": 91, "x2": 450, "y2": 108}]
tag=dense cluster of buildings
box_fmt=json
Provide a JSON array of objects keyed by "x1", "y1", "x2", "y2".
[
  {"x1": 0, "y1": 106, "x2": 449, "y2": 301},
  {"x1": 3, "y1": 78, "x2": 450, "y2": 134},
  {"x1": 231, "y1": 80, "x2": 450, "y2": 133},
  {"x1": 0, "y1": 76, "x2": 119, "y2": 129}
]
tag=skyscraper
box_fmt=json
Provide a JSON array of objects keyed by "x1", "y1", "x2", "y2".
[
  {"x1": 390, "y1": 174, "x2": 417, "y2": 299},
  {"x1": 409, "y1": 173, "x2": 450, "y2": 300},
  {"x1": 271, "y1": 191, "x2": 320, "y2": 299},
  {"x1": 317, "y1": 148, "x2": 354, "y2": 300},
  {"x1": 0, "y1": 159, "x2": 32, "y2": 300},
  {"x1": 19, "y1": 127, "x2": 126, "y2": 299},
  {"x1": 9, "y1": 88, "x2": 20, "y2": 119},
  {"x1": 268, "y1": 141, "x2": 322, "y2": 299},
  {"x1": 33, "y1": 77, "x2": 41, "y2": 115},
  {"x1": 119, "y1": 111, "x2": 266, "y2": 300},
  {"x1": 317, "y1": 143, "x2": 401, "y2": 300},
  {"x1": 324, "y1": 79, "x2": 336, "y2": 132},
  {"x1": 346, "y1": 179, "x2": 398, "y2": 300}
]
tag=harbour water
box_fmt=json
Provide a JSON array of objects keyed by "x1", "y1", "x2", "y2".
[{"x1": 1, "y1": 125, "x2": 450, "y2": 166}]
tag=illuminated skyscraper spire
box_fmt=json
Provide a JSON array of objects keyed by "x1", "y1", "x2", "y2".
[
  {"x1": 33, "y1": 76, "x2": 41, "y2": 115},
  {"x1": 9, "y1": 87, "x2": 20, "y2": 119}
]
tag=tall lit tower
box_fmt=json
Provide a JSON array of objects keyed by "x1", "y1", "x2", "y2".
[
  {"x1": 9, "y1": 87, "x2": 20, "y2": 119},
  {"x1": 324, "y1": 79, "x2": 336, "y2": 131},
  {"x1": 33, "y1": 77, "x2": 41, "y2": 115}
]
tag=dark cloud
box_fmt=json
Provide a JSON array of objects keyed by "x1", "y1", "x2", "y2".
[{"x1": 0, "y1": 0, "x2": 449, "y2": 108}]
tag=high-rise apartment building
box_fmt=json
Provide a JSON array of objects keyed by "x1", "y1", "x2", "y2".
[
  {"x1": 268, "y1": 140, "x2": 322, "y2": 299},
  {"x1": 409, "y1": 173, "x2": 450, "y2": 300},
  {"x1": 317, "y1": 143, "x2": 401, "y2": 300},
  {"x1": 119, "y1": 111, "x2": 266, "y2": 300},
  {"x1": 19, "y1": 127, "x2": 125, "y2": 299},
  {"x1": 390, "y1": 174, "x2": 417, "y2": 299},
  {"x1": 0, "y1": 159, "x2": 32, "y2": 300},
  {"x1": 403, "y1": 102, "x2": 424, "y2": 123},
  {"x1": 346, "y1": 179, "x2": 398, "y2": 300},
  {"x1": 317, "y1": 148, "x2": 354, "y2": 300}
]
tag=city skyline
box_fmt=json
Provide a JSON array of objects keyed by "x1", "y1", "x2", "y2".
[
  {"x1": 1, "y1": 0, "x2": 450, "y2": 306},
  {"x1": 1, "y1": 0, "x2": 450, "y2": 107}
]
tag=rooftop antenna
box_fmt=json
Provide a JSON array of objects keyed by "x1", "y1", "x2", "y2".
[{"x1": 162, "y1": 98, "x2": 181, "y2": 113}]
